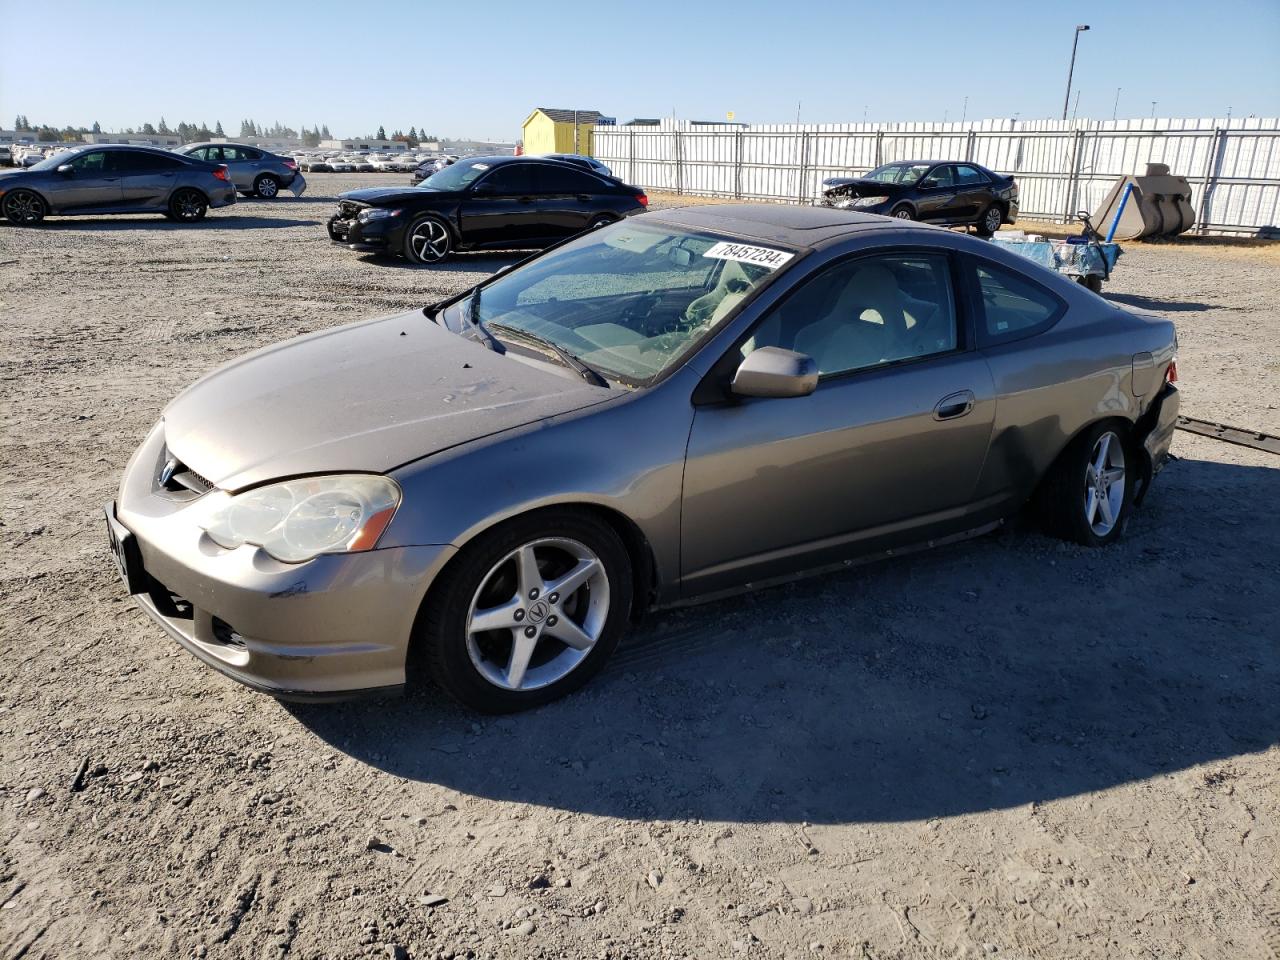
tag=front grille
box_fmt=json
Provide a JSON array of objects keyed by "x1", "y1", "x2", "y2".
[{"x1": 337, "y1": 200, "x2": 364, "y2": 220}]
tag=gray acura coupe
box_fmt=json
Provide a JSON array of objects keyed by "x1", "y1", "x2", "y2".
[{"x1": 107, "y1": 205, "x2": 1179, "y2": 712}]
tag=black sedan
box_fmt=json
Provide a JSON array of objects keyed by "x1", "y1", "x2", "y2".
[
  {"x1": 330, "y1": 155, "x2": 648, "y2": 263},
  {"x1": 819, "y1": 161, "x2": 1018, "y2": 236}
]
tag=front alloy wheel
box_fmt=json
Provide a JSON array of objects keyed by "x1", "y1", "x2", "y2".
[
  {"x1": 415, "y1": 510, "x2": 632, "y2": 712},
  {"x1": 405, "y1": 215, "x2": 452, "y2": 263},
  {"x1": 466, "y1": 538, "x2": 610, "y2": 692},
  {"x1": 3, "y1": 189, "x2": 46, "y2": 225}
]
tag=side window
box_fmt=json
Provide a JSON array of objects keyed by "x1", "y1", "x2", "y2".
[
  {"x1": 221, "y1": 146, "x2": 244, "y2": 161},
  {"x1": 744, "y1": 253, "x2": 958, "y2": 376},
  {"x1": 536, "y1": 164, "x2": 601, "y2": 194},
  {"x1": 239, "y1": 147, "x2": 262, "y2": 160},
  {"x1": 128, "y1": 153, "x2": 185, "y2": 172},
  {"x1": 922, "y1": 165, "x2": 955, "y2": 188},
  {"x1": 476, "y1": 164, "x2": 535, "y2": 195},
  {"x1": 955, "y1": 165, "x2": 989, "y2": 185},
  {"x1": 70, "y1": 151, "x2": 108, "y2": 173},
  {"x1": 971, "y1": 259, "x2": 1064, "y2": 342}
]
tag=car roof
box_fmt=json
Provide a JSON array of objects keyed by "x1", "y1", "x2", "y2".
[{"x1": 644, "y1": 203, "x2": 920, "y2": 246}]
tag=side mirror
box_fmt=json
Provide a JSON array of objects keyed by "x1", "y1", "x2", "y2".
[
  {"x1": 730, "y1": 347, "x2": 818, "y2": 399},
  {"x1": 470, "y1": 181, "x2": 495, "y2": 196},
  {"x1": 56, "y1": 163, "x2": 74, "y2": 175},
  {"x1": 921, "y1": 178, "x2": 939, "y2": 189}
]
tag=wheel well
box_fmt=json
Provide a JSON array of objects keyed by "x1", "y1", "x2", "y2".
[
  {"x1": 413, "y1": 503, "x2": 659, "y2": 642},
  {"x1": 6, "y1": 186, "x2": 49, "y2": 208},
  {"x1": 1031, "y1": 415, "x2": 1136, "y2": 505}
]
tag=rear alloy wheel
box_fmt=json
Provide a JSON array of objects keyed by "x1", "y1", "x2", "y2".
[
  {"x1": 168, "y1": 188, "x2": 208, "y2": 222},
  {"x1": 404, "y1": 215, "x2": 453, "y2": 264},
  {"x1": 587, "y1": 215, "x2": 615, "y2": 231},
  {"x1": 976, "y1": 204, "x2": 1003, "y2": 237},
  {"x1": 254, "y1": 174, "x2": 280, "y2": 198},
  {"x1": 890, "y1": 205, "x2": 914, "y2": 221},
  {"x1": 3, "y1": 189, "x2": 46, "y2": 225},
  {"x1": 1039, "y1": 422, "x2": 1132, "y2": 547},
  {"x1": 416, "y1": 511, "x2": 633, "y2": 712}
]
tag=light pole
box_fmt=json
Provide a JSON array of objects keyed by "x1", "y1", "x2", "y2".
[{"x1": 1062, "y1": 24, "x2": 1090, "y2": 121}]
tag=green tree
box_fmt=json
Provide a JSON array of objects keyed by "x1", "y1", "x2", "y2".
[
  {"x1": 158, "y1": 117, "x2": 171, "y2": 134},
  {"x1": 142, "y1": 122, "x2": 156, "y2": 135},
  {"x1": 321, "y1": 124, "x2": 331, "y2": 139},
  {"x1": 91, "y1": 120, "x2": 102, "y2": 133},
  {"x1": 215, "y1": 120, "x2": 225, "y2": 136},
  {"x1": 376, "y1": 125, "x2": 386, "y2": 140}
]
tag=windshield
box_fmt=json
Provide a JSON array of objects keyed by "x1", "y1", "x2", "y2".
[
  {"x1": 28, "y1": 149, "x2": 86, "y2": 171},
  {"x1": 450, "y1": 222, "x2": 793, "y2": 384},
  {"x1": 865, "y1": 163, "x2": 931, "y2": 185},
  {"x1": 418, "y1": 159, "x2": 489, "y2": 191}
]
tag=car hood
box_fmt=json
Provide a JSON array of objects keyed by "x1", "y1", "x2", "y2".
[
  {"x1": 341, "y1": 186, "x2": 455, "y2": 205},
  {"x1": 821, "y1": 178, "x2": 908, "y2": 197},
  {"x1": 162, "y1": 311, "x2": 610, "y2": 491}
]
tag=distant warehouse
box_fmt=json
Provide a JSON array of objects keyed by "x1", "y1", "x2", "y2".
[{"x1": 522, "y1": 108, "x2": 615, "y2": 156}]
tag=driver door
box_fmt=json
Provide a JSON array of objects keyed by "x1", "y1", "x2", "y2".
[
  {"x1": 914, "y1": 164, "x2": 959, "y2": 222},
  {"x1": 680, "y1": 250, "x2": 997, "y2": 598},
  {"x1": 459, "y1": 163, "x2": 539, "y2": 244},
  {"x1": 51, "y1": 150, "x2": 123, "y2": 211}
]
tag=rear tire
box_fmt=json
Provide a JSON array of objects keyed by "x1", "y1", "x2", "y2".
[
  {"x1": 2, "y1": 189, "x2": 46, "y2": 225},
  {"x1": 167, "y1": 188, "x2": 208, "y2": 222},
  {"x1": 1037, "y1": 422, "x2": 1133, "y2": 547},
  {"x1": 1078, "y1": 273, "x2": 1104, "y2": 294},
  {"x1": 254, "y1": 174, "x2": 280, "y2": 198},
  {"x1": 586, "y1": 214, "x2": 616, "y2": 231},
  {"x1": 414, "y1": 510, "x2": 633, "y2": 713},
  {"x1": 975, "y1": 203, "x2": 1004, "y2": 237}
]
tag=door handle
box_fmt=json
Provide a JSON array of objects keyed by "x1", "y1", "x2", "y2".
[
  {"x1": 933, "y1": 390, "x2": 975, "y2": 421},
  {"x1": 575, "y1": 194, "x2": 591, "y2": 202},
  {"x1": 517, "y1": 196, "x2": 534, "y2": 204}
]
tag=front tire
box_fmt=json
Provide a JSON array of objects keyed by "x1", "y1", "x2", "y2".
[
  {"x1": 403, "y1": 214, "x2": 453, "y2": 264},
  {"x1": 3, "y1": 189, "x2": 46, "y2": 225},
  {"x1": 1038, "y1": 422, "x2": 1133, "y2": 547},
  {"x1": 167, "y1": 188, "x2": 208, "y2": 222},
  {"x1": 415, "y1": 510, "x2": 633, "y2": 713},
  {"x1": 890, "y1": 204, "x2": 914, "y2": 221},
  {"x1": 254, "y1": 174, "x2": 280, "y2": 198},
  {"x1": 975, "y1": 203, "x2": 1004, "y2": 237}
]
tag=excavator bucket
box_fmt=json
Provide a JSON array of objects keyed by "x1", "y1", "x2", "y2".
[{"x1": 1092, "y1": 163, "x2": 1197, "y2": 241}]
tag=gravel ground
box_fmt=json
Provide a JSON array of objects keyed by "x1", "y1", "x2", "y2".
[{"x1": 1, "y1": 174, "x2": 1278, "y2": 960}]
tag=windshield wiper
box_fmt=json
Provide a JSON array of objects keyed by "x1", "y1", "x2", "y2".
[
  {"x1": 488, "y1": 322, "x2": 609, "y2": 387},
  {"x1": 464, "y1": 288, "x2": 502, "y2": 352}
]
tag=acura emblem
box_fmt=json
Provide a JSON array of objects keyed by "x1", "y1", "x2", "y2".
[{"x1": 159, "y1": 458, "x2": 178, "y2": 486}]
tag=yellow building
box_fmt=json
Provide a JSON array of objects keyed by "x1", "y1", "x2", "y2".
[{"x1": 521, "y1": 107, "x2": 605, "y2": 156}]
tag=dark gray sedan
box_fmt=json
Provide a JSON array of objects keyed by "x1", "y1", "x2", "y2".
[
  {"x1": 175, "y1": 142, "x2": 304, "y2": 198},
  {"x1": 0, "y1": 144, "x2": 236, "y2": 224},
  {"x1": 107, "y1": 205, "x2": 1179, "y2": 712}
]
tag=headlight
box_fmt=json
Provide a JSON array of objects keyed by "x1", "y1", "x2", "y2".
[
  {"x1": 850, "y1": 195, "x2": 890, "y2": 207},
  {"x1": 200, "y1": 475, "x2": 401, "y2": 563},
  {"x1": 358, "y1": 207, "x2": 400, "y2": 222}
]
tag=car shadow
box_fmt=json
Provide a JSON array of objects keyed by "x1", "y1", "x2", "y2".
[
  {"x1": 355, "y1": 251, "x2": 526, "y2": 271},
  {"x1": 286, "y1": 455, "x2": 1280, "y2": 825},
  {"x1": 1105, "y1": 292, "x2": 1216, "y2": 313},
  {"x1": 35, "y1": 216, "x2": 320, "y2": 230}
]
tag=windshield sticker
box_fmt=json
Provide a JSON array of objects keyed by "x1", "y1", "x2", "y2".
[
  {"x1": 703, "y1": 241, "x2": 793, "y2": 269},
  {"x1": 470, "y1": 162, "x2": 490, "y2": 170}
]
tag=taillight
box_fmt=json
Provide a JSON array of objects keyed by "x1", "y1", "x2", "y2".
[
  {"x1": 284, "y1": 159, "x2": 298, "y2": 170},
  {"x1": 212, "y1": 165, "x2": 229, "y2": 182},
  {"x1": 1166, "y1": 358, "x2": 1178, "y2": 383},
  {"x1": 636, "y1": 193, "x2": 649, "y2": 207}
]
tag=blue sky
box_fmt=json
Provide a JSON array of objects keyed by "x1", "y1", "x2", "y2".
[{"x1": 2, "y1": 0, "x2": 1277, "y2": 139}]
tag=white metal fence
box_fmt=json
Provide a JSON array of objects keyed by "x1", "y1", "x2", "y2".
[{"x1": 594, "y1": 118, "x2": 1280, "y2": 236}]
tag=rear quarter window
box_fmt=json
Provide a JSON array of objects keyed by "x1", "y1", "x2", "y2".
[{"x1": 967, "y1": 256, "x2": 1065, "y2": 345}]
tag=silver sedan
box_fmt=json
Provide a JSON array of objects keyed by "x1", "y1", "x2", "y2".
[{"x1": 108, "y1": 205, "x2": 1179, "y2": 711}]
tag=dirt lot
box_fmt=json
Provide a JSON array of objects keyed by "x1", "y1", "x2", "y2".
[{"x1": 1, "y1": 174, "x2": 1277, "y2": 960}]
